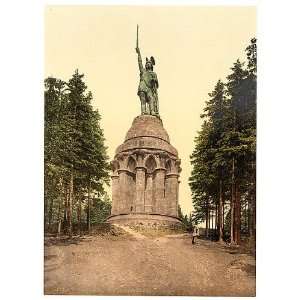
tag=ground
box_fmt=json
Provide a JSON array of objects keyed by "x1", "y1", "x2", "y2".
[{"x1": 44, "y1": 225, "x2": 255, "y2": 296}]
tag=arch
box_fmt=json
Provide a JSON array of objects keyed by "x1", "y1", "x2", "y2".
[
  {"x1": 111, "y1": 160, "x2": 120, "y2": 173},
  {"x1": 145, "y1": 155, "x2": 157, "y2": 173},
  {"x1": 127, "y1": 156, "x2": 137, "y2": 172},
  {"x1": 165, "y1": 159, "x2": 172, "y2": 173}
]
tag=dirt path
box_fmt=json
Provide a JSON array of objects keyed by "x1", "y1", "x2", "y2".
[{"x1": 44, "y1": 228, "x2": 255, "y2": 296}]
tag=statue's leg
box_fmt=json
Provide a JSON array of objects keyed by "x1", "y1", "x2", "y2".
[
  {"x1": 145, "y1": 95, "x2": 150, "y2": 114},
  {"x1": 148, "y1": 93, "x2": 155, "y2": 116},
  {"x1": 155, "y1": 95, "x2": 159, "y2": 116},
  {"x1": 151, "y1": 92, "x2": 159, "y2": 117},
  {"x1": 139, "y1": 92, "x2": 147, "y2": 114},
  {"x1": 153, "y1": 98, "x2": 157, "y2": 115}
]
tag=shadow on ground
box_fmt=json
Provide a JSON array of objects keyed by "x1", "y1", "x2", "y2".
[{"x1": 44, "y1": 236, "x2": 87, "y2": 247}]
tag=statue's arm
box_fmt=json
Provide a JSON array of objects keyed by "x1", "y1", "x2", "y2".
[{"x1": 136, "y1": 47, "x2": 143, "y2": 73}]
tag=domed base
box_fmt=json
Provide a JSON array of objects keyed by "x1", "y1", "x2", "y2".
[
  {"x1": 106, "y1": 213, "x2": 182, "y2": 226},
  {"x1": 110, "y1": 115, "x2": 182, "y2": 229},
  {"x1": 115, "y1": 115, "x2": 178, "y2": 157}
]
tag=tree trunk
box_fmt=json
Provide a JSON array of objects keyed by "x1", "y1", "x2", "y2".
[
  {"x1": 48, "y1": 197, "x2": 54, "y2": 232},
  {"x1": 214, "y1": 203, "x2": 218, "y2": 240},
  {"x1": 68, "y1": 172, "x2": 73, "y2": 238},
  {"x1": 57, "y1": 197, "x2": 62, "y2": 237},
  {"x1": 57, "y1": 196, "x2": 62, "y2": 237},
  {"x1": 247, "y1": 198, "x2": 251, "y2": 236},
  {"x1": 208, "y1": 208, "x2": 211, "y2": 239},
  {"x1": 63, "y1": 183, "x2": 68, "y2": 233},
  {"x1": 78, "y1": 195, "x2": 82, "y2": 236},
  {"x1": 44, "y1": 189, "x2": 48, "y2": 233},
  {"x1": 230, "y1": 157, "x2": 236, "y2": 245},
  {"x1": 210, "y1": 209, "x2": 212, "y2": 233},
  {"x1": 215, "y1": 203, "x2": 218, "y2": 231},
  {"x1": 222, "y1": 199, "x2": 225, "y2": 232},
  {"x1": 245, "y1": 200, "x2": 249, "y2": 235},
  {"x1": 249, "y1": 190, "x2": 256, "y2": 247},
  {"x1": 87, "y1": 177, "x2": 91, "y2": 233},
  {"x1": 218, "y1": 179, "x2": 224, "y2": 242},
  {"x1": 234, "y1": 182, "x2": 241, "y2": 245},
  {"x1": 253, "y1": 189, "x2": 256, "y2": 241},
  {"x1": 249, "y1": 162, "x2": 256, "y2": 246},
  {"x1": 205, "y1": 201, "x2": 209, "y2": 238},
  {"x1": 56, "y1": 178, "x2": 63, "y2": 237}
]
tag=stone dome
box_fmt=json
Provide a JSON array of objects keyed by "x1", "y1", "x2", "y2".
[
  {"x1": 115, "y1": 115, "x2": 178, "y2": 156},
  {"x1": 125, "y1": 115, "x2": 170, "y2": 142}
]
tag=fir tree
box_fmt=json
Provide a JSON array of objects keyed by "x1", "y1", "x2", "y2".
[
  {"x1": 189, "y1": 38, "x2": 257, "y2": 246},
  {"x1": 44, "y1": 70, "x2": 111, "y2": 237}
]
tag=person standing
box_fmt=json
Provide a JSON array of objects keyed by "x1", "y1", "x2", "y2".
[{"x1": 192, "y1": 226, "x2": 198, "y2": 244}]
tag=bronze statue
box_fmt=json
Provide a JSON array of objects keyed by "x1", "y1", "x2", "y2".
[{"x1": 135, "y1": 25, "x2": 159, "y2": 117}]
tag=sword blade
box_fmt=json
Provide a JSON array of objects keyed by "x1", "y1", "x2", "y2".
[{"x1": 136, "y1": 24, "x2": 139, "y2": 48}]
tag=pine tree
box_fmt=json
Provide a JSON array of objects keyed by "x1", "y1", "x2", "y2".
[
  {"x1": 245, "y1": 38, "x2": 257, "y2": 244},
  {"x1": 190, "y1": 80, "x2": 229, "y2": 241},
  {"x1": 44, "y1": 77, "x2": 68, "y2": 232},
  {"x1": 44, "y1": 70, "x2": 111, "y2": 237},
  {"x1": 189, "y1": 38, "x2": 257, "y2": 246}
]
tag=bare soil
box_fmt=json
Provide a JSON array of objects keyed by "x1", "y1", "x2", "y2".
[{"x1": 44, "y1": 225, "x2": 255, "y2": 296}]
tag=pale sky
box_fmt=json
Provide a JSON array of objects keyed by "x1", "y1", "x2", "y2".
[{"x1": 45, "y1": 5, "x2": 256, "y2": 215}]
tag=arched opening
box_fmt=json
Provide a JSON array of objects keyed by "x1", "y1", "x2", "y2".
[
  {"x1": 145, "y1": 155, "x2": 157, "y2": 173},
  {"x1": 165, "y1": 159, "x2": 172, "y2": 174},
  {"x1": 127, "y1": 156, "x2": 137, "y2": 173},
  {"x1": 126, "y1": 156, "x2": 136, "y2": 213},
  {"x1": 144, "y1": 156, "x2": 157, "y2": 213},
  {"x1": 111, "y1": 160, "x2": 120, "y2": 173}
]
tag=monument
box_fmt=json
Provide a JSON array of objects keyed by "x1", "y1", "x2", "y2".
[{"x1": 106, "y1": 26, "x2": 182, "y2": 226}]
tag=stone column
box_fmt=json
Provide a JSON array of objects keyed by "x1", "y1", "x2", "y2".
[
  {"x1": 176, "y1": 179, "x2": 180, "y2": 218},
  {"x1": 127, "y1": 173, "x2": 136, "y2": 213},
  {"x1": 111, "y1": 175, "x2": 119, "y2": 215},
  {"x1": 118, "y1": 169, "x2": 128, "y2": 213},
  {"x1": 165, "y1": 173, "x2": 179, "y2": 216},
  {"x1": 135, "y1": 167, "x2": 146, "y2": 213},
  {"x1": 144, "y1": 174, "x2": 153, "y2": 213},
  {"x1": 153, "y1": 168, "x2": 166, "y2": 214}
]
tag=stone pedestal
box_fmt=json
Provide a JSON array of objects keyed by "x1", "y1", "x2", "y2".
[{"x1": 107, "y1": 115, "x2": 182, "y2": 226}]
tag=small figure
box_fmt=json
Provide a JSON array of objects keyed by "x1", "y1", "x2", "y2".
[
  {"x1": 192, "y1": 226, "x2": 199, "y2": 245},
  {"x1": 135, "y1": 25, "x2": 159, "y2": 117}
]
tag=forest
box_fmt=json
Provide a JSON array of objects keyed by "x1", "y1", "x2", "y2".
[
  {"x1": 44, "y1": 70, "x2": 111, "y2": 237},
  {"x1": 189, "y1": 38, "x2": 256, "y2": 246}
]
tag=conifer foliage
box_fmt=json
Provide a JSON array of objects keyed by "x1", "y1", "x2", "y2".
[
  {"x1": 189, "y1": 38, "x2": 256, "y2": 245},
  {"x1": 44, "y1": 70, "x2": 111, "y2": 236}
]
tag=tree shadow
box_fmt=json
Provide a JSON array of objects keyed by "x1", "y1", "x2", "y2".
[
  {"x1": 195, "y1": 235, "x2": 255, "y2": 257},
  {"x1": 241, "y1": 263, "x2": 256, "y2": 277},
  {"x1": 228, "y1": 258, "x2": 256, "y2": 277},
  {"x1": 44, "y1": 236, "x2": 87, "y2": 247},
  {"x1": 44, "y1": 254, "x2": 57, "y2": 261}
]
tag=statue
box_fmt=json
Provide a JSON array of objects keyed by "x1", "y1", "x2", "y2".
[{"x1": 135, "y1": 25, "x2": 160, "y2": 117}]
